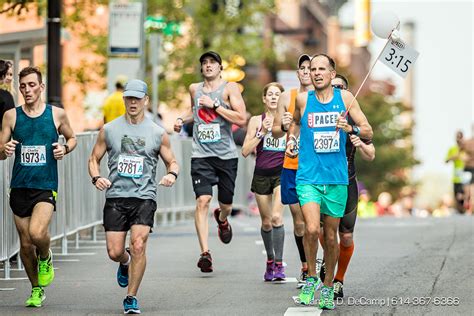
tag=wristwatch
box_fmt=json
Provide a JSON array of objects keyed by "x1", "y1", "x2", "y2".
[
  {"x1": 349, "y1": 125, "x2": 360, "y2": 136},
  {"x1": 63, "y1": 144, "x2": 70, "y2": 154},
  {"x1": 91, "y1": 176, "x2": 101, "y2": 185},
  {"x1": 213, "y1": 100, "x2": 221, "y2": 110}
]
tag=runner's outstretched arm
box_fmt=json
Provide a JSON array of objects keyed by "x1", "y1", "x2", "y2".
[
  {"x1": 241, "y1": 116, "x2": 262, "y2": 157},
  {"x1": 173, "y1": 84, "x2": 195, "y2": 133},
  {"x1": 341, "y1": 89, "x2": 373, "y2": 139},
  {"x1": 214, "y1": 82, "x2": 247, "y2": 127},
  {"x1": 158, "y1": 133, "x2": 179, "y2": 187},
  {"x1": 88, "y1": 128, "x2": 111, "y2": 191},
  {"x1": 0, "y1": 108, "x2": 17, "y2": 160}
]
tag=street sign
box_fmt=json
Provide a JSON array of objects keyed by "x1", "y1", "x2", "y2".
[
  {"x1": 109, "y1": 2, "x2": 143, "y2": 55},
  {"x1": 145, "y1": 16, "x2": 182, "y2": 36}
]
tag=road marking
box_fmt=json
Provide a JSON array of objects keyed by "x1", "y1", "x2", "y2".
[
  {"x1": 0, "y1": 288, "x2": 16, "y2": 291},
  {"x1": 255, "y1": 240, "x2": 263, "y2": 245},
  {"x1": 244, "y1": 227, "x2": 258, "y2": 232},
  {"x1": 53, "y1": 252, "x2": 96, "y2": 256},
  {"x1": 273, "y1": 277, "x2": 298, "y2": 284},
  {"x1": 284, "y1": 307, "x2": 322, "y2": 315},
  {"x1": 54, "y1": 259, "x2": 80, "y2": 262}
]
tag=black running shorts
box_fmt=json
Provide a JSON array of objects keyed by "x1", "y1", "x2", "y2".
[
  {"x1": 251, "y1": 174, "x2": 281, "y2": 195},
  {"x1": 10, "y1": 188, "x2": 57, "y2": 218},
  {"x1": 190, "y1": 157, "x2": 238, "y2": 205},
  {"x1": 320, "y1": 178, "x2": 358, "y2": 233},
  {"x1": 339, "y1": 178, "x2": 359, "y2": 233},
  {"x1": 103, "y1": 198, "x2": 157, "y2": 232}
]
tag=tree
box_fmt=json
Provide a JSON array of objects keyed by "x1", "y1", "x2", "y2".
[
  {"x1": 147, "y1": 0, "x2": 277, "y2": 111},
  {"x1": 355, "y1": 92, "x2": 419, "y2": 199}
]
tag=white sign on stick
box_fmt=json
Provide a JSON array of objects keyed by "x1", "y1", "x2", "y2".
[{"x1": 379, "y1": 38, "x2": 419, "y2": 78}]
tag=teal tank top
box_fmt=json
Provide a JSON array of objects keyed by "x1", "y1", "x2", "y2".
[
  {"x1": 11, "y1": 104, "x2": 59, "y2": 191},
  {"x1": 296, "y1": 89, "x2": 348, "y2": 185}
]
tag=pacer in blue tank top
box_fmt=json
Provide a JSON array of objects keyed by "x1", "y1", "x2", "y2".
[
  {"x1": 0, "y1": 66, "x2": 76, "y2": 305},
  {"x1": 286, "y1": 54, "x2": 373, "y2": 309}
]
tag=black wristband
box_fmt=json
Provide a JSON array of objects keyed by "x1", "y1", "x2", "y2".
[
  {"x1": 92, "y1": 176, "x2": 100, "y2": 185},
  {"x1": 168, "y1": 171, "x2": 178, "y2": 180},
  {"x1": 281, "y1": 123, "x2": 289, "y2": 132},
  {"x1": 64, "y1": 144, "x2": 70, "y2": 154}
]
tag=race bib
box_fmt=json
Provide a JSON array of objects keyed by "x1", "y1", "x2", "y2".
[
  {"x1": 263, "y1": 134, "x2": 286, "y2": 152},
  {"x1": 118, "y1": 155, "x2": 144, "y2": 178},
  {"x1": 313, "y1": 131, "x2": 340, "y2": 153},
  {"x1": 197, "y1": 124, "x2": 221, "y2": 143},
  {"x1": 20, "y1": 145, "x2": 47, "y2": 166}
]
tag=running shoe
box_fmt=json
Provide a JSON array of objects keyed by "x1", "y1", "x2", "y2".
[
  {"x1": 264, "y1": 261, "x2": 274, "y2": 281},
  {"x1": 213, "y1": 208, "x2": 233, "y2": 244},
  {"x1": 333, "y1": 280, "x2": 344, "y2": 299},
  {"x1": 197, "y1": 251, "x2": 213, "y2": 273},
  {"x1": 123, "y1": 295, "x2": 141, "y2": 314},
  {"x1": 273, "y1": 263, "x2": 286, "y2": 281},
  {"x1": 298, "y1": 277, "x2": 321, "y2": 305},
  {"x1": 297, "y1": 268, "x2": 308, "y2": 289},
  {"x1": 38, "y1": 249, "x2": 54, "y2": 287},
  {"x1": 319, "y1": 285, "x2": 335, "y2": 310},
  {"x1": 25, "y1": 287, "x2": 45, "y2": 307},
  {"x1": 117, "y1": 248, "x2": 131, "y2": 288}
]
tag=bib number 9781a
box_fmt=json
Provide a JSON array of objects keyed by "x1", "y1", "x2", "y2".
[{"x1": 20, "y1": 145, "x2": 47, "y2": 166}]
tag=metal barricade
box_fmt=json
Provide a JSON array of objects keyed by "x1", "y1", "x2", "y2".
[{"x1": 1, "y1": 132, "x2": 255, "y2": 278}]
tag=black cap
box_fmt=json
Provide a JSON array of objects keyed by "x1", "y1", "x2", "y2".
[
  {"x1": 297, "y1": 54, "x2": 311, "y2": 68},
  {"x1": 199, "y1": 51, "x2": 222, "y2": 65}
]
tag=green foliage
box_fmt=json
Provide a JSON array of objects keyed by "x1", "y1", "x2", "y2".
[
  {"x1": 150, "y1": 0, "x2": 277, "y2": 109},
  {"x1": 355, "y1": 93, "x2": 419, "y2": 199}
]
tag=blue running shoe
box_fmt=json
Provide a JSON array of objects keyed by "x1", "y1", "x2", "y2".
[
  {"x1": 117, "y1": 248, "x2": 130, "y2": 288},
  {"x1": 123, "y1": 296, "x2": 141, "y2": 314}
]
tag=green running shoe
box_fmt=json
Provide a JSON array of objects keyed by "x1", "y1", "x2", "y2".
[
  {"x1": 25, "y1": 287, "x2": 45, "y2": 307},
  {"x1": 298, "y1": 277, "x2": 321, "y2": 305},
  {"x1": 319, "y1": 285, "x2": 335, "y2": 310},
  {"x1": 38, "y1": 249, "x2": 54, "y2": 287}
]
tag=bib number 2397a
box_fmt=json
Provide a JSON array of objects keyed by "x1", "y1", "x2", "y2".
[
  {"x1": 21, "y1": 145, "x2": 47, "y2": 166},
  {"x1": 118, "y1": 155, "x2": 144, "y2": 178},
  {"x1": 198, "y1": 124, "x2": 221, "y2": 143},
  {"x1": 313, "y1": 131, "x2": 340, "y2": 153}
]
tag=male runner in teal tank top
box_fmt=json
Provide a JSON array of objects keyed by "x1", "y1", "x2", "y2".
[
  {"x1": 174, "y1": 51, "x2": 247, "y2": 273},
  {"x1": 286, "y1": 54, "x2": 373, "y2": 309},
  {"x1": 0, "y1": 66, "x2": 76, "y2": 308},
  {"x1": 89, "y1": 79, "x2": 179, "y2": 314}
]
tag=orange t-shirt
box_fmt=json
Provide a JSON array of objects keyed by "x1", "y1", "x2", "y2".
[{"x1": 282, "y1": 89, "x2": 299, "y2": 170}]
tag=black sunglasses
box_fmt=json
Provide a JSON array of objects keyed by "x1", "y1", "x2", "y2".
[{"x1": 332, "y1": 84, "x2": 346, "y2": 90}]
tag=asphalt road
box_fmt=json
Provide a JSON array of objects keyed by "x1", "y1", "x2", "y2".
[{"x1": 1, "y1": 214, "x2": 472, "y2": 315}]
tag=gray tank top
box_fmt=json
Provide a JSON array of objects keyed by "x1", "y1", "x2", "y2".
[
  {"x1": 104, "y1": 116, "x2": 164, "y2": 200},
  {"x1": 191, "y1": 81, "x2": 237, "y2": 159}
]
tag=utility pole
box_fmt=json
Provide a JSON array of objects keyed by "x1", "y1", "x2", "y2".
[{"x1": 47, "y1": 0, "x2": 62, "y2": 107}]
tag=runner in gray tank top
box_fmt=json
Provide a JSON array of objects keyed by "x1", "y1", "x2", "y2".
[
  {"x1": 89, "y1": 79, "x2": 179, "y2": 314},
  {"x1": 174, "y1": 51, "x2": 247, "y2": 273}
]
